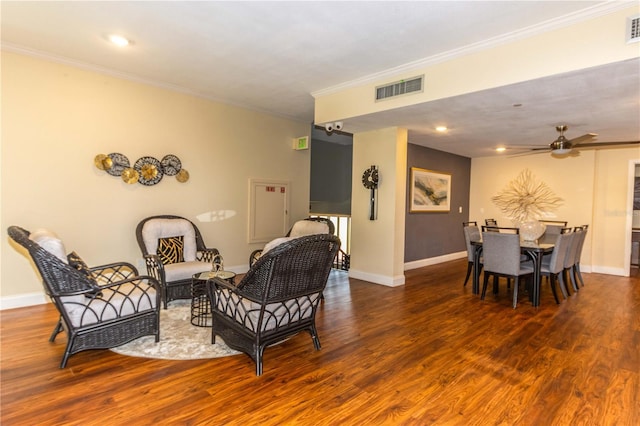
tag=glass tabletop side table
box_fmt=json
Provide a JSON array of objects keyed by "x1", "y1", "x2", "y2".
[{"x1": 191, "y1": 270, "x2": 236, "y2": 327}]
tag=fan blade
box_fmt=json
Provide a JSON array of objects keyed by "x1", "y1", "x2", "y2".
[
  {"x1": 569, "y1": 133, "x2": 597, "y2": 146},
  {"x1": 508, "y1": 149, "x2": 551, "y2": 158},
  {"x1": 574, "y1": 140, "x2": 640, "y2": 149}
]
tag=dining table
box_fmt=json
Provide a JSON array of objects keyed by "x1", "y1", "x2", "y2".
[{"x1": 470, "y1": 239, "x2": 554, "y2": 307}]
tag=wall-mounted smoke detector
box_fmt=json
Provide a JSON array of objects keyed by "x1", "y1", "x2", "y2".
[
  {"x1": 627, "y1": 14, "x2": 640, "y2": 43},
  {"x1": 375, "y1": 75, "x2": 423, "y2": 101}
]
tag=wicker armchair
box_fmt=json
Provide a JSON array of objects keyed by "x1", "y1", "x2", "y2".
[
  {"x1": 209, "y1": 233, "x2": 341, "y2": 376},
  {"x1": 249, "y1": 217, "x2": 335, "y2": 266},
  {"x1": 8, "y1": 226, "x2": 160, "y2": 368},
  {"x1": 136, "y1": 215, "x2": 221, "y2": 309}
]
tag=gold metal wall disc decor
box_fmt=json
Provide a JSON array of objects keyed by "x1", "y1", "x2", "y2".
[
  {"x1": 161, "y1": 154, "x2": 182, "y2": 176},
  {"x1": 105, "y1": 153, "x2": 130, "y2": 177},
  {"x1": 121, "y1": 168, "x2": 139, "y2": 184},
  {"x1": 96, "y1": 152, "x2": 186, "y2": 185},
  {"x1": 94, "y1": 154, "x2": 113, "y2": 171},
  {"x1": 176, "y1": 169, "x2": 190, "y2": 183},
  {"x1": 133, "y1": 156, "x2": 163, "y2": 186}
]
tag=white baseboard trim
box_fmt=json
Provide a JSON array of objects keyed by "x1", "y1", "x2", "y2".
[
  {"x1": 404, "y1": 251, "x2": 467, "y2": 271},
  {"x1": 348, "y1": 269, "x2": 405, "y2": 287},
  {"x1": 591, "y1": 265, "x2": 626, "y2": 276},
  {"x1": 0, "y1": 292, "x2": 48, "y2": 310}
]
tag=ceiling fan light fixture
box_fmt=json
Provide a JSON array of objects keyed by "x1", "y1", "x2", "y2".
[{"x1": 552, "y1": 148, "x2": 572, "y2": 155}]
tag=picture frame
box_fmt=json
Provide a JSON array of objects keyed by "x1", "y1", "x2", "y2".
[{"x1": 410, "y1": 167, "x2": 451, "y2": 212}]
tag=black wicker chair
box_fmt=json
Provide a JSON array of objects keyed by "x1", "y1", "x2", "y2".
[
  {"x1": 209, "y1": 233, "x2": 341, "y2": 376},
  {"x1": 8, "y1": 226, "x2": 160, "y2": 368},
  {"x1": 249, "y1": 217, "x2": 335, "y2": 266},
  {"x1": 136, "y1": 215, "x2": 221, "y2": 309}
]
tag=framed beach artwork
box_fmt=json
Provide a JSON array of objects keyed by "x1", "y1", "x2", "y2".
[{"x1": 410, "y1": 167, "x2": 451, "y2": 212}]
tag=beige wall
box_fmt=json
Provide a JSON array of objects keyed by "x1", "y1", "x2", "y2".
[
  {"x1": 1, "y1": 51, "x2": 311, "y2": 306},
  {"x1": 470, "y1": 147, "x2": 640, "y2": 275},
  {"x1": 350, "y1": 127, "x2": 407, "y2": 286}
]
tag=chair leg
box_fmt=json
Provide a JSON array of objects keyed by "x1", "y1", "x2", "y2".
[
  {"x1": 463, "y1": 262, "x2": 473, "y2": 286},
  {"x1": 568, "y1": 267, "x2": 579, "y2": 292},
  {"x1": 575, "y1": 263, "x2": 585, "y2": 287},
  {"x1": 49, "y1": 318, "x2": 64, "y2": 342},
  {"x1": 481, "y1": 273, "x2": 491, "y2": 299},
  {"x1": 564, "y1": 268, "x2": 579, "y2": 292},
  {"x1": 556, "y1": 272, "x2": 569, "y2": 299},
  {"x1": 549, "y1": 275, "x2": 560, "y2": 304},
  {"x1": 493, "y1": 275, "x2": 499, "y2": 294},
  {"x1": 255, "y1": 346, "x2": 265, "y2": 376},
  {"x1": 512, "y1": 277, "x2": 519, "y2": 309},
  {"x1": 309, "y1": 325, "x2": 322, "y2": 351}
]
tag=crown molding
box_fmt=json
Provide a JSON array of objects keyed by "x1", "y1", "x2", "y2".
[
  {"x1": 1, "y1": 42, "x2": 305, "y2": 123},
  {"x1": 311, "y1": 1, "x2": 635, "y2": 98}
]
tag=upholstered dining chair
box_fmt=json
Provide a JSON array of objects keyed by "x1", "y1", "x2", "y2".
[
  {"x1": 8, "y1": 226, "x2": 160, "y2": 368},
  {"x1": 249, "y1": 217, "x2": 335, "y2": 266},
  {"x1": 462, "y1": 222, "x2": 482, "y2": 286},
  {"x1": 136, "y1": 215, "x2": 221, "y2": 309},
  {"x1": 539, "y1": 220, "x2": 568, "y2": 245},
  {"x1": 209, "y1": 233, "x2": 341, "y2": 376},
  {"x1": 563, "y1": 225, "x2": 588, "y2": 292},
  {"x1": 485, "y1": 218, "x2": 498, "y2": 227},
  {"x1": 572, "y1": 225, "x2": 589, "y2": 287},
  {"x1": 539, "y1": 229, "x2": 574, "y2": 303},
  {"x1": 481, "y1": 231, "x2": 534, "y2": 308}
]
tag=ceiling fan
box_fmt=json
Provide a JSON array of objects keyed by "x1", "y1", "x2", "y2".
[{"x1": 511, "y1": 125, "x2": 640, "y2": 156}]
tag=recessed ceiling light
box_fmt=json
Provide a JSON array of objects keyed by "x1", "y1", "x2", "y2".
[
  {"x1": 435, "y1": 126, "x2": 448, "y2": 132},
  {"x1": 108, "y1": 34, "x2": 131, "y2": 47},
  {"x1": 496, "y1": 147, "x2": 506, "y2": 152}
]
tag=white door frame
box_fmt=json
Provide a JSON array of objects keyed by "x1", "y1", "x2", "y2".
[{"x1": 624, "y1": 159, "x2": 640, "y2": 276}]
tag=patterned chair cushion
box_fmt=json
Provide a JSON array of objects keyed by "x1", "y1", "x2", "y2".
[
  {"x1": 141, "y1": 218, "x2": 197, "y2": 261},
  {"x1": 67, "y1": 251, "x2": 103, "y2": 298},
  {"x1": 157, "y1": 236, "x2": 184, "y2": 264}
]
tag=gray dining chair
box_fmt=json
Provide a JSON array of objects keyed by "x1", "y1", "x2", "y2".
[
  {"x1": 481, "y1": 231, "x2": 534, "y2": 308},
  {"x1": 462, "y1": 222, "x2": 482, "y2": 286},
  {"x1": 539, "y1": 220, "x2": 568, "y2": 245},
  {"x1": 573, "y1": 225, "x2": 588, "y2": 287},
  {"x1": 540, "y1": 229, "x2": 574, "y2": 303},
  {"x1": 563, "y1": 225, "x2": 588, "y2": 291}
]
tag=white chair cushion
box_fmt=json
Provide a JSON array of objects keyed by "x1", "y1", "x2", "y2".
[
  {"x1": 164, "y1": 260, "x2": 211, "y2": 282},
  {"x1": 141, "y1": 218, "x2": 197, "y2": 261},
  {"x1": 215, "y1": 288, "x2": 319, "y2": 332},
  {"x1": 60, "y1": 283, "x2": 157, "y2": 327},
  {"x1": 289, "y1": 220, "x2": 329, "y2": 238},
  {"x1": 262, "y1": 237, "x2": 296, "y2": 255},
  {"x1": 29, "y1": 228, "x2": 68, "y2": 263}
]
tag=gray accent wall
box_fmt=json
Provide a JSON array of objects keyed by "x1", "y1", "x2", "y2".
[{"x1": 405, "y1": 143, "x2": 471, "y2": 262}]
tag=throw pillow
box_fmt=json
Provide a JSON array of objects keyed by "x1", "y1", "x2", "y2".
[
  {"x1": 157, "y1": 236, "x2": 184, "y2": 264},
  {"x1": 29, "y1": 229, "x2": 68, "y2": 263},
  {"x1": 67, "y1": 251, "x2": 102, "y2": 298}
]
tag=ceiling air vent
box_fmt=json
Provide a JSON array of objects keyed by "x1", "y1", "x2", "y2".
[
  {"x1": 627, "y1": 15, "x2": 640, "y2": 43},
  {"x1": 375, "y1": 75, "x2": 424, "y2": 101}
]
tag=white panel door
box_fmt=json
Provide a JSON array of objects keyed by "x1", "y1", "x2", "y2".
[{"x1": 249, "y1": 179, "x2": 289, "y2": 243}]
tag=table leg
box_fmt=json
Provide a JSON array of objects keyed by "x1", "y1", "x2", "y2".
[
  {"x1": 473, "y1": 245, "x2": 482, "y2": 295},
  {"x1": 532, "y1": 251, "x2": 543, "y2": 307}
]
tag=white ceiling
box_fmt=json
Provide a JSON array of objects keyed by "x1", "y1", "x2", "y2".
[{"x1": 2, "y1": 1, "x2": 639, "y2": 158}]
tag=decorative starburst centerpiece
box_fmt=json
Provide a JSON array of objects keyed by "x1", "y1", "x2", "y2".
[{"x1": 491, "y1": 169, "x2": 563, "y2": 240}]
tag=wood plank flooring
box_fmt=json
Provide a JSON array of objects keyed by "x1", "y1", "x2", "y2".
[{"x1": 1, "y1": 259, "x2": 638, "y2": 425}]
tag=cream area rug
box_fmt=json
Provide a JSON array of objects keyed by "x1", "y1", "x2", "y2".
[{"x1": 110, "y1": 300, "x2": 241, "y2": 360}]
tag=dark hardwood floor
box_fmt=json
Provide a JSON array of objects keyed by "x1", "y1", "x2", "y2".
[{"x1": 1, "y1": 260, "x2": 638, "y2": 425}]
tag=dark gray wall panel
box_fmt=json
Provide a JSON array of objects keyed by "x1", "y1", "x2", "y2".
[{"x1": 405, "y1": 144, "x2": 471, "y2": 262}]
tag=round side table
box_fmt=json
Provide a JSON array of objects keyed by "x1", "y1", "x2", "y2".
[{"x1": 191, "y1": 270, "x2": 236, "y2": 327}]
